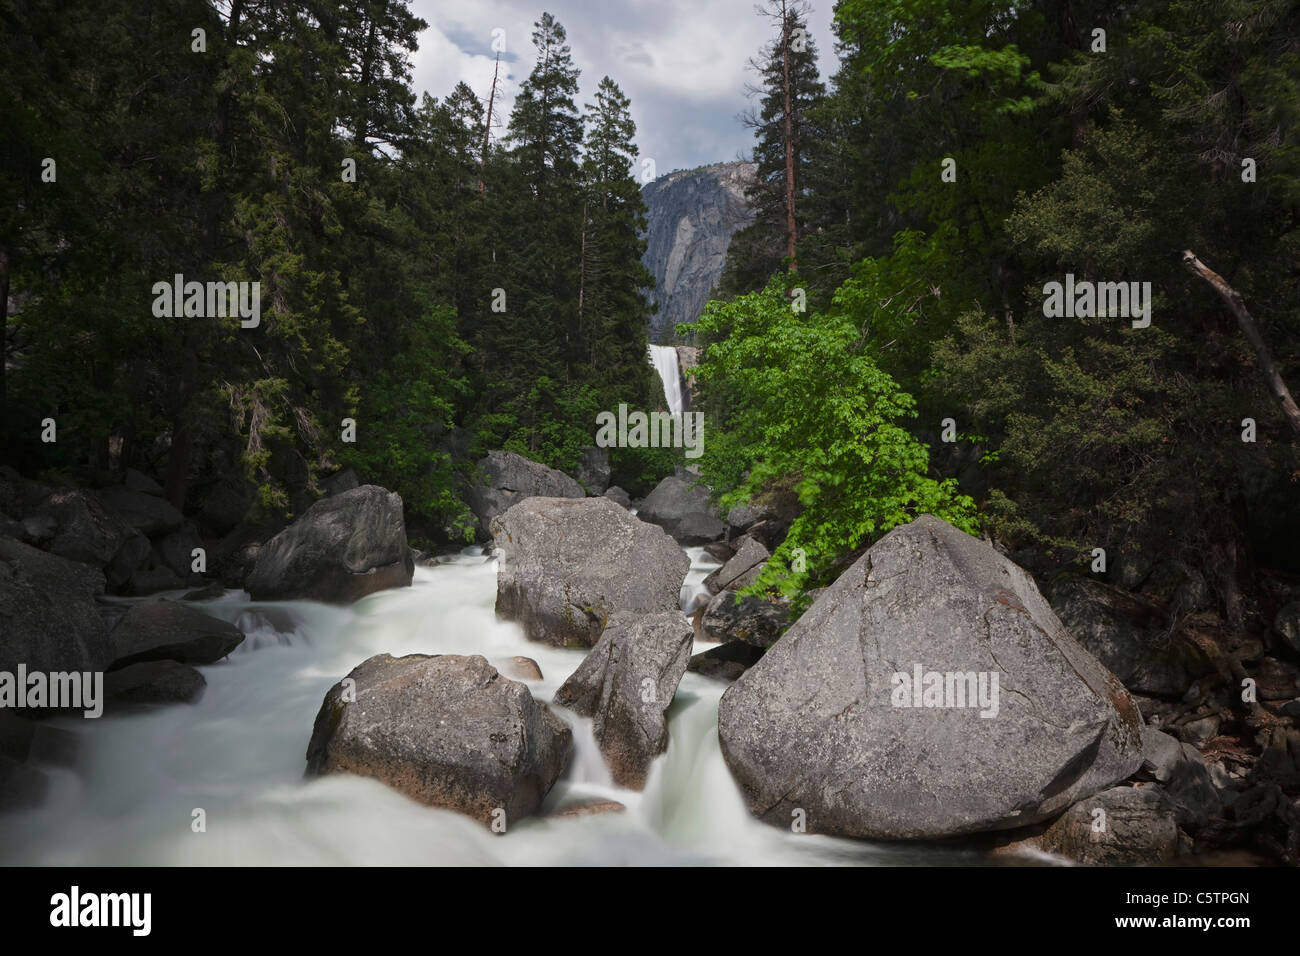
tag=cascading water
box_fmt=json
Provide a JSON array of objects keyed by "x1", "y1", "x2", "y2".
[
  {"x1": 648, "y1": 344, "x2": 684, "y2": 418},
  {"x1": 0, "y1": 549, "x2": 980, "y2": 866}
]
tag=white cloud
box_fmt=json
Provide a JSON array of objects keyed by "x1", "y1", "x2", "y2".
[{"x1": 407, "y1": 0, "x2": 840, "y2": 171}]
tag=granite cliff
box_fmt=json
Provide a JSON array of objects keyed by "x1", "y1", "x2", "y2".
[{"x1": 641, "y1": 161, "x2": 755, "y2": 344}]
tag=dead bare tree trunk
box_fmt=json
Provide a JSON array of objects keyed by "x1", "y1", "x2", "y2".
[
  {"x1": 1182, "y1": 250, "x2": 1300, "y2": 437},
  {"x1": 781, "y1": 0, "x2": 797, "y2": 272},
  {"x1": 479, "y1": 52, "x2": 501, "y2": 195}
]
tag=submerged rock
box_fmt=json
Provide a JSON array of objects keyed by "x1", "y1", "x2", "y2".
[
  {"x1": 553, "y1": 611, "x2": 693, "y2": 789},
  {"x1": 246, "y1": 485, "x2": 413, "y2": 604},
  {"x1": 492, "y1": 496, "x2": 688, "y2": 647},
  {"x1": 305, "y1": 654, "x2": 571, "y2": 827},
  {"x1": 718, "y1": 514, "x2": 1145, "y2": 840}
]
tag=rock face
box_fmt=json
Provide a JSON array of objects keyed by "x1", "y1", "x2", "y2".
[
  {"x1": 492, "y1": 496, "x2": 689, "y2": 648},
  {"x1": 1050, "y1": 577, "x2": 1211, "y2": 698},
  {"x1": 108, "y1": 601, "x2": 244, "y2": 668},
  {"x1": 305, "y1": 654, "x2": 572, "y2": 826},
  {"x1": 636, "y1": 475, "x2": 719, "y2": 542},
  {"x1": 246, "y1": 485, "x2": 413, "y2": 604},
  {"x1": 0, "y1": 537, "x2": 111, "y2": 674},
  {"x1": 553, "y1": 611, "x2": 694, "y2": 788},
  {"x1": 641, "y1": 161, "x2": 755, "y2": 343},
  {"x1": 718, "y1": 514, "x2": 1145, "y2": 840},
  {"x1": 467, "y1": 450, "x2": 586, "y2": 538}
]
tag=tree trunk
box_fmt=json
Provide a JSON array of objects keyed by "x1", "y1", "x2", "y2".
[
  {"x1": 781, "y1": 0, "x2": 797, "y2": 272},
  {"x1": 479, "y1": 53, "x2": 500, "y2": 194},
  {"x1": 1182, "y1": 250, "x2": 1300, "y2": 437}
]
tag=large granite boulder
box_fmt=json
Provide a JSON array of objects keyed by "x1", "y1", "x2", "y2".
[
  {"x1": 108, "y1": 601, "x2": 244, "y2": 668},
  {"x1": 467, "y1": 451, "x2": 585, "y2": 538},
  {"x1": 305, "y1": 654, "x2": 571, "y2": 827},
  {"x1": 636, "y1": 474, "x2": 720, "y2": 542},
  {"x1": 492, "y1": 496, "x2": 689, "y2": 648},
  {"x1": 718, "y1": 514, "x2": 1145, "y2": 840},
  {"x1": 246, "y1": 485, "x2": 413, "y2": 604},
  {"x1": 0, "y1": 537, "x2": 111, "y2": 674},
  {"x1": 553, "y1": 611, "x2": 693, "y2": 788}
]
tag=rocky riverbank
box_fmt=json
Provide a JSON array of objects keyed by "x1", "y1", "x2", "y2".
[{"x1": 3, "y1": 455, "x2": 1298, "y2": 863}]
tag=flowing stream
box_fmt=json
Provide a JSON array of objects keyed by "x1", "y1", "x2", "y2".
[{"x1": 0, "y1": 548, "x2": 983, "y2": 866}]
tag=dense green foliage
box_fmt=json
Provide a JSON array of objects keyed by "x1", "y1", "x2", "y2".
[
  {"x1": 689, "y1": 277, "x2": 976, "y2": 597},
  {"x1": 706, "y1": 0, "x2": 1300, "y2": 611},
  {"x1": 1, "y1": 2, "x2": 664, "y2": 542}
]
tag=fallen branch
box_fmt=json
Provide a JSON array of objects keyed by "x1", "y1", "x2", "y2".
[{"x1": 1182, "y1": 250, "x2": 1300, "y2": 437}]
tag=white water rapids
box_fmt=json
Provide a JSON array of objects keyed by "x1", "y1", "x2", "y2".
[{"x1": 0, "y1": 548, "x2": 980, "y2": 866}]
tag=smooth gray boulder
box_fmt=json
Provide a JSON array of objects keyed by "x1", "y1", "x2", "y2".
[
  {"x1": 700, "y1": 589, "x2": 790, "y2": 648},
  {"x1": 553, "y1": 611, "x2": 693, "y2": 788},
  {"x1": 492, "y1": 496, "x2": 689, "y2": 648},
  {"x1": 246, "y1": 485, "x2": 412, "y2": 603},
  {"x1": 718, "y1": 514, "x2": 1146, "y2": 840},
  {"x1": 467, "y1": 450, "x2": 585, "y2": 537},
  {"x1": 636, "y1": 475, "x2": 719, "y2": 541},
  {"x1": 674, "y1": 511, "x2": 726, "y2": 545},
  {"x1": 1140, "y1": 728, "x2": 1221, "y2": 828},
  {"x1": 305, "y1": 654, "x2": 571, "y2": 827},
  {"x1": 703, "y1": 534, "x2": 769, "y2": 594},
  {"x1": 108, "y1": 601, "x2": 244, "y2": 667},
  {"x1": 0, "y1": 537, "x2": 111, "y2": 674},
  {"x1": 1037, "y1": 785, "x2": 1188, "y2": 864}
]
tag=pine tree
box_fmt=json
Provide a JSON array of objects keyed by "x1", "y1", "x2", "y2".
[{"x1": 718, "y1": 1, "x2": 825, "y2": 297}]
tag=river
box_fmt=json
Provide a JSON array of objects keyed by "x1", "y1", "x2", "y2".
[{"x1": 0, "y1": 548, "x2": 983, "y2": 865}]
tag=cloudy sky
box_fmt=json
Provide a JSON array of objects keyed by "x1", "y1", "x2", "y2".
[{"x1": 407, "y1": 0, "x2": 840, "y2": 175}]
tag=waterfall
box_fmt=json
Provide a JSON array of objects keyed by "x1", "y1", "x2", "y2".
[{"x1": 648, "y1": 344, "x2": 684, "y2": 417}]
